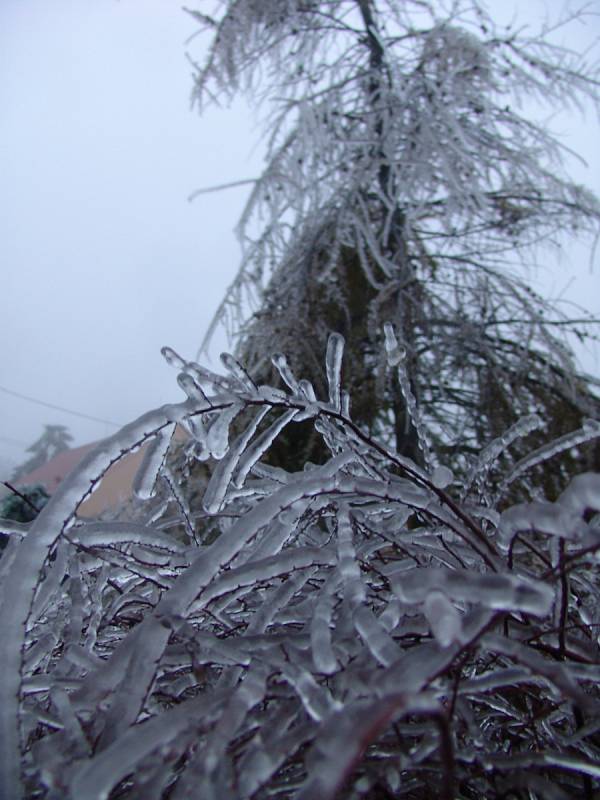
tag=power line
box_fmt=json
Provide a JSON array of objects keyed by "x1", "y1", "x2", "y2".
[
  {"x1": 187, "y1": 177, "x2": 257, "y2": 202},
  {"x1": 0, "y1": 385, "x2": 121, "y2": 428}
]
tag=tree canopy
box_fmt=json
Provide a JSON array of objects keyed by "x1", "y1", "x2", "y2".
[{"x1": 190, "y1": 0, "x2": 600, "y2": 489}]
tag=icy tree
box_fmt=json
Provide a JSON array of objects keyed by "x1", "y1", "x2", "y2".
[
  {"x1": 0, "y1": 335, "x2": 599, "y2": 798},
  {"x1": 189, "y1": 0, "x2": 600, "y2": 485}
]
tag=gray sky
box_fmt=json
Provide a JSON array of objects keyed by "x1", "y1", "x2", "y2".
[{"x1": 1, "y1": 0, "x2": 599, "y2": 479}]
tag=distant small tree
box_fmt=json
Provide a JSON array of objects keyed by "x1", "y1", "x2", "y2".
[
  {"x1": 11, "y1": 425, "x2": 73, "y2": 481},
  {"x1": 0, "y1": 484, "x2": 49, "y2": 526},
  {"x1": 0, "y1": 484, "x2": 49, "y2": 552}
]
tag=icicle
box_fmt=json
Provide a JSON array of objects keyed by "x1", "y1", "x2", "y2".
[
  {"x1": 66, "y1": 558, "x2": 84, "y2": 648},
  {"x1": 341, "y1": 390, "x2": 351, "y2": 418},
  {"x1": 246, "y1": 569, "x2": 314, "y2": 635},
  {"x1": 177, "y1": 372, "x2": 210, "y2": 405},
  {"x1": 424, "y1": 590, "x2": 463, "y2": 647},
  {"x1": 311, "y1": 578, "x2": 339, "y2": 675},
  {"x1": 161, "y1": 346, "x2": 187, "y2": 371},
  {"x1": 383, "y1": 322, "x2": 406, "y2": 366},
  {"x1": 336, "y1": 507, "x2": 365, "y2": 608},
  {"x1": 132, "y1": 426, "x2": 175, "y2": 500},
  {"x1": 184, "y1": 361, "x2": 231, "y2": 393},
  {"x1": 232, "y1": 408, "x2": 299, "y2": 489},
  {"x1": 271, "y1": 353, "x2": 300, "y2": 392},
  {"x1": 30, "y1": 540, "x2": 71, "y2": 622},
  {"x1": 460, "y1": 667, "x2": 534, "y2": 694},
  {"x1": 257, "y1": 385, "x2": 289, "y2": 404},
  {"x1": 431, "y1": 465, "x2": 453, "y2": 489},
  {"x1": 385, "y1": 326, "x2": 433, "y2": 469},
  {"x1": 472, "y1": 414, "x2": 543, "y2": 493},
  {"x1": 203, "y1": 406, "x2": 271, "y2": 513},
  {"x1": 220, "y1": 352, "x2": 258, "y2": 394},
  {"x1": 292, "y1": 402, "x2": 320, "y2": 422},
  {"x1": 50, "y1": 686, "x2": 90, "y2": 756},
  {"x1": 482, "y1": 634, "x2": 590, "y2": 707},
  {"x1": 237, "y1": 712, "x2": 311, "y2": 798},
  {"x1": 325, "y1": 333, "x2": 345, "y2": 411},
  {"x1": 185, "y1": 415, "x2": 209, "y2": 459},
  {"x1": 353, "y1": 605, "x2": 402, "y2": 666},
  {"x1": 298, "y1": 379, "x2": 318, "y2": 402},
  {"x1": 296, "y1": 695, "x2": 440, "y2": 800},
  {"x1": 206, "y1": 402, "x2": 243, "y2": 460},
  {"x1": 379, "y1": 597, "x2": 402, "y2": 632},
  {"x1": 24, "y1": 632, "x2": 58, "y2": 674}
]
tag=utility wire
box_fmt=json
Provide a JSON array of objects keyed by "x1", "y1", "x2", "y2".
[
  {"x1": 188, "y1": 177, "x2": 256, "y2": 201},
  {"x1": 0, "y1": 385, "x2": 121, "y2": 428}
]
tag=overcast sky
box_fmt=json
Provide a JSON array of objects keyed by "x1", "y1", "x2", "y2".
[{"x1": 1, "y1": 0, "x2": 599, "y2": 479}]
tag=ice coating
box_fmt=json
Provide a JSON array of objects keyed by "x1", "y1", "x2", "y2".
[
  {"x1": 206, "y1": 402, "x2": 243, "y2": 461},
  {"x1": 298, "y1": 379, "x2": 317, "y2": 402},
  {"x1": 220, "y1": 352, "x2": 257, "y2": 394},
  {"x1": 311, "y1": 579, "x2": 339, "y2": 675},
  {"x1": 0, "y1": 400, "x2": 193, "y2": 798},
  {"x1": 271, "y1": 352, "x2": 300, "y2": 392},
  {"x1": 197, "y1": 547, "x2": 336, "y2": 607},
  {"x1": 499, "y1": 421, "x2": 600, "y2": 498},
  {"x1": 424, "y1": 590, "x2": 463, "y2": 647},
  {"x1": 161, "y1": 346, "x2": 187, "y2": 371},
  {"x1": 325, "y1": 332, "x2": 345, "y2": 410},
  {"x1": 353, "y1": 605, "x2": 402, "y2": 665},
  {"x1": 279, "y1": 657, "x2": 342, "y2": 721},
  {"x1": 69, "y1": 695, "x2": 218, "y2": 799},
  {"x1": 386, "y1": 566, "x2": 554, "y2": 616},
  {"x1": 336, "y1": 506, "x2": 366, "y2": 608},
  {"x1": 132, "y1": 426, "x2": 175, "y2": 500},
  {"x1": 499, "y1": 500, "x2": 577, "y2": 545},
  {"x1": 232, "y1": 408, "x2": 299, "y2": 489},
  {"x1": 383, "y1": 321, "x2": 406, "y2": 366},
  {"x1": 431, "y1": 465, "x2": 453, "y2": 489},
  {"x1": 177, "y1": 372, "x2": 209, "y2": 404},
  {"x1": 3, "y1": 337, "x2": 598, "y2": 797},
  {"x1": 558, "y1": 472, "x2": 600, "y2": 515},
  {"x1": 203, "y1": 405, "x2": 270, "y2": 513}
]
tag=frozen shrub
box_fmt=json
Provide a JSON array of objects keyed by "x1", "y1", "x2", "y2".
[{"x1": 0, "y1": 334, "x2": 599, "y2": 799}]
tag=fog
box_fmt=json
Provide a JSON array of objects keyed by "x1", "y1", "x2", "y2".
[{"x1": 1, "y1": 0, "x2": 599, "y2": 479}]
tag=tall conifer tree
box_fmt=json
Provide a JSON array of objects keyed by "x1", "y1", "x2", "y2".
[{"x1": 190, "y1": 0, "x2": 600, "y2": 491}]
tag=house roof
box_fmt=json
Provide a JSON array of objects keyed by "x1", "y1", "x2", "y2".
[
  {"x1": 15, "y1": 442, "x2": 97, "y2": 494},
  {"x1": 12, "y1": 427, "x2": 188, "y2": 518}
]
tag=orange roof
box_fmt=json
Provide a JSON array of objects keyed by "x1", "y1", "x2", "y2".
[
  {"x1": 14, "y1": 426, "x2": 188, "y2": 518},
  {"x1": 16, "y1": 442, "x2": 97, "y2": 494}
]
